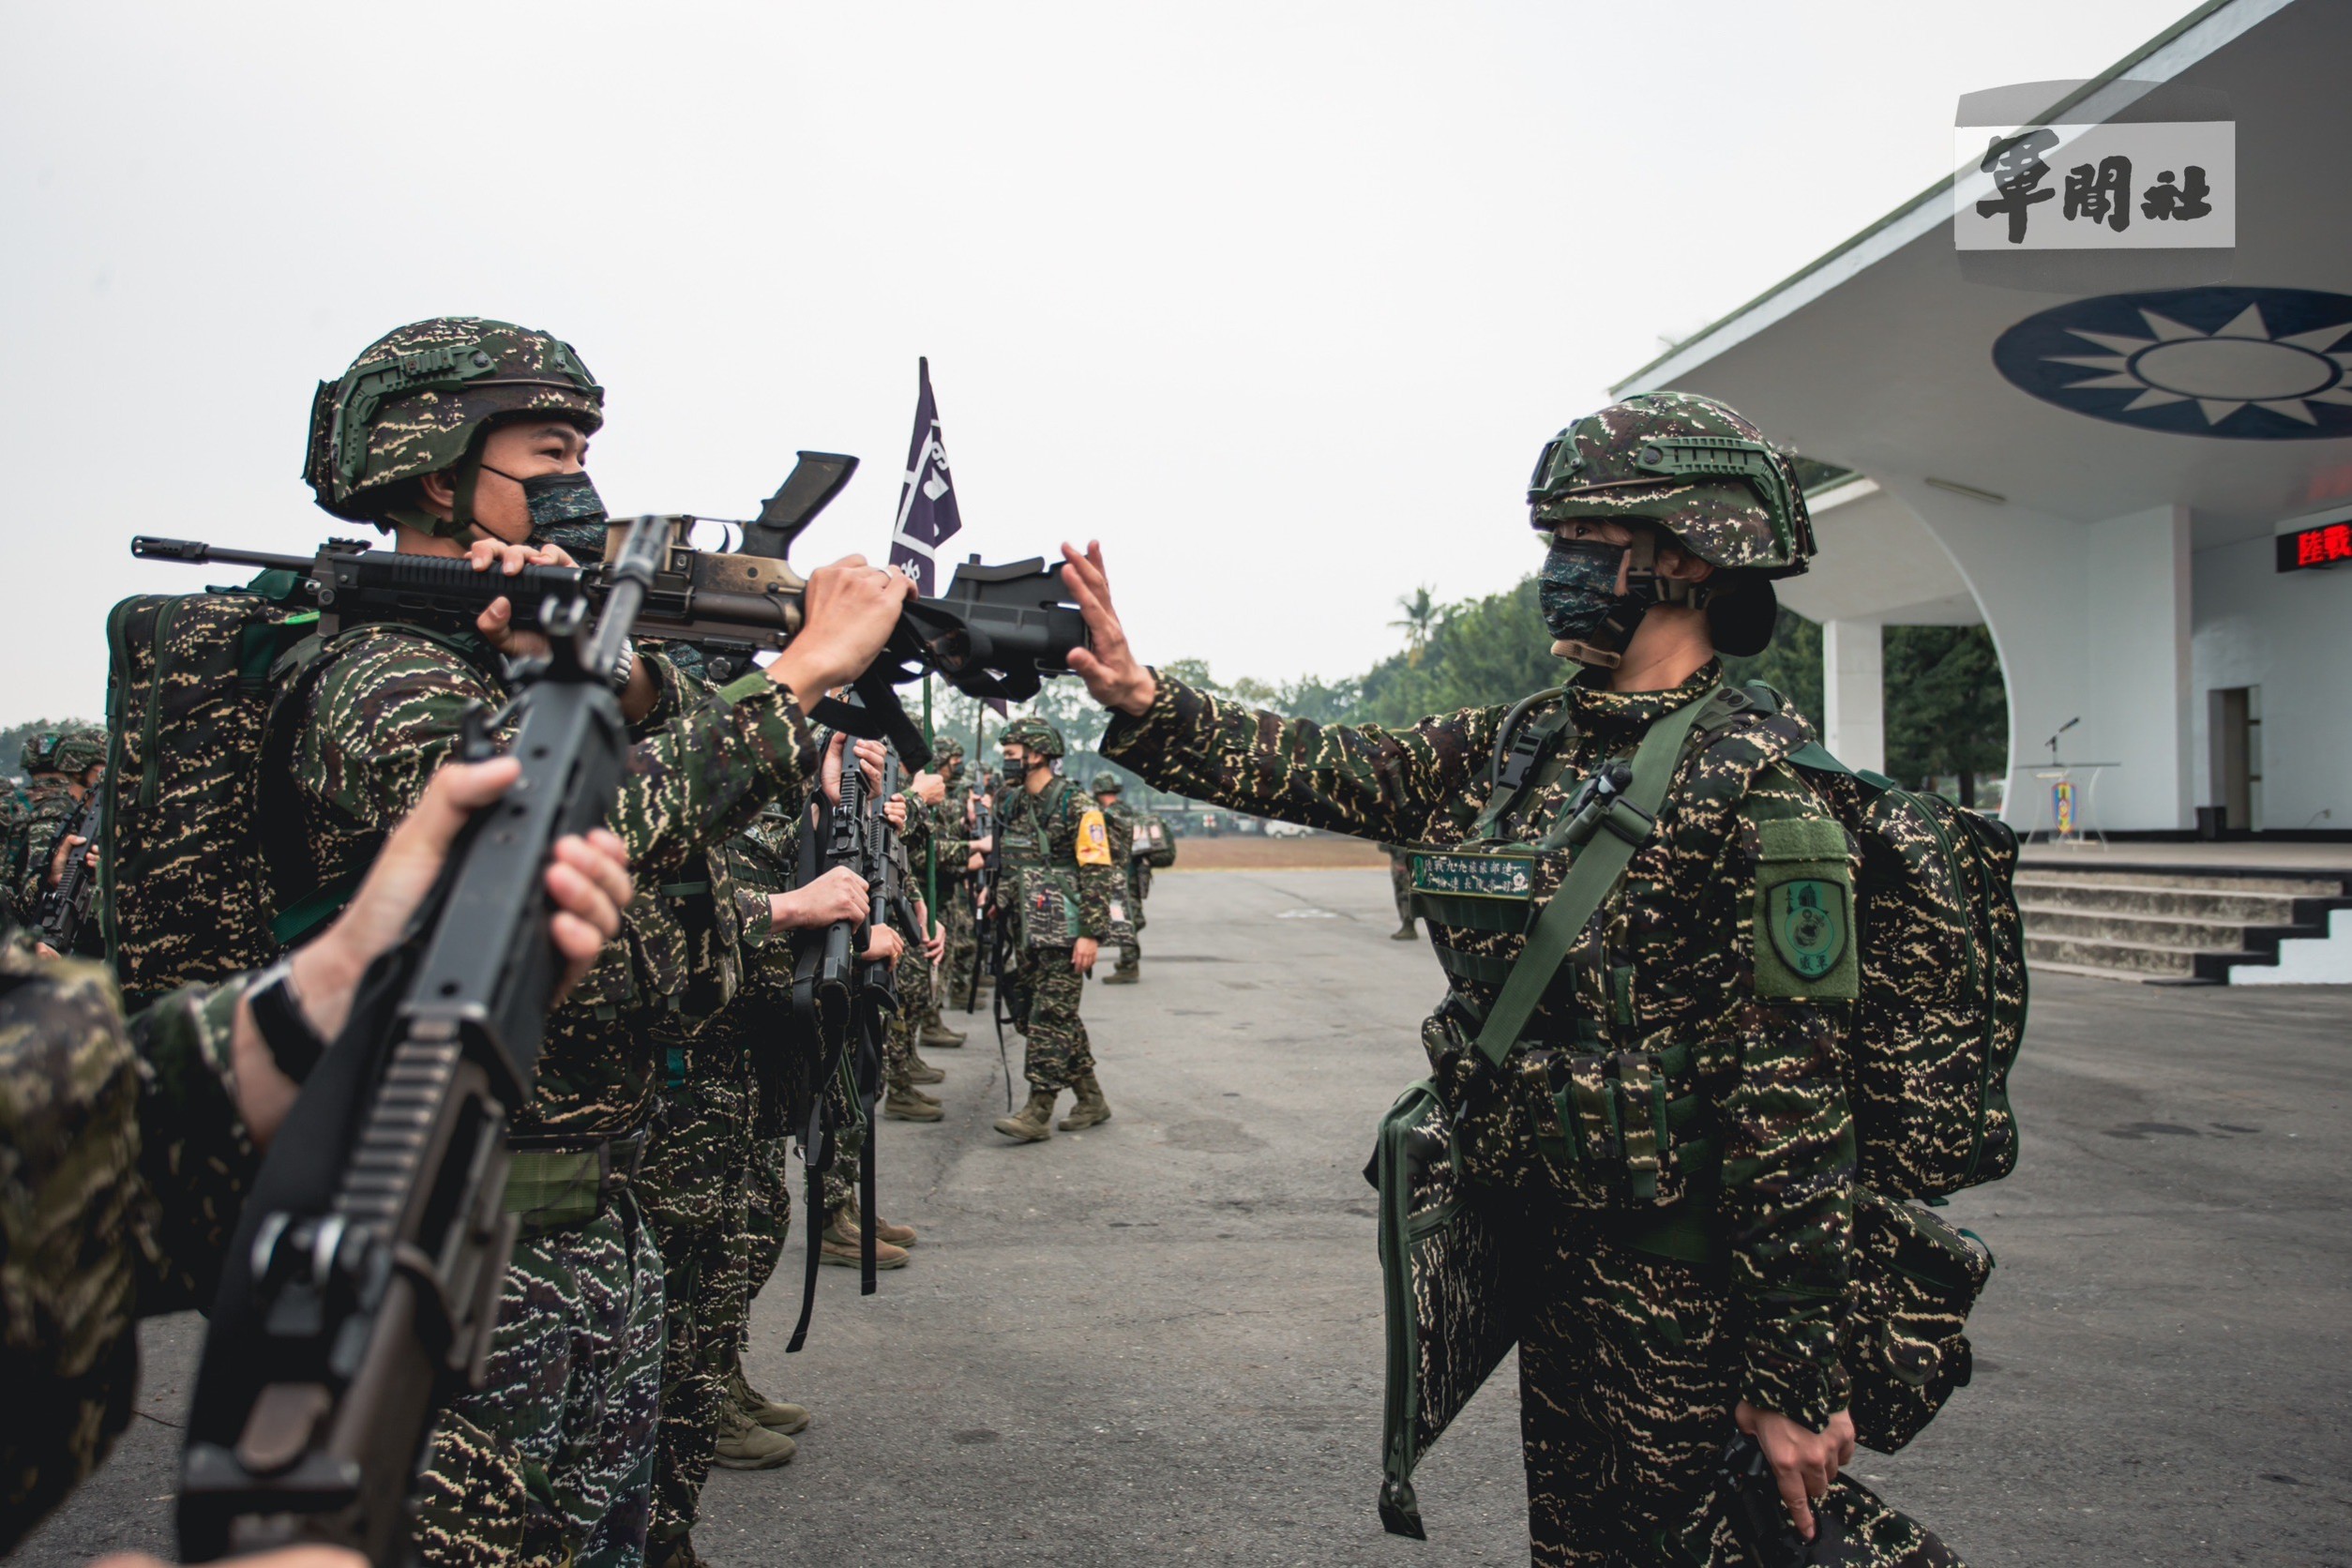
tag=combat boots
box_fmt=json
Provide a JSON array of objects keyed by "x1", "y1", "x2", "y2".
[
  {"x1": 649, "y1": 1533, "x2": 701, "y2": 1568},
  {"x1": 922, "y1": 1018, "x2": 967, "y2": 1048},
  {"x1": 726, "y1": 1362, "x2": 810, "y2": 1435},
  {"x1": 993, "y1": 1088, "x2": 1058, "y2": 1142},
  {"x1": 883, "y1": 1082, "x2": 943, "y2": 1122},
  {"x1": 906, "y1": 1050, "x2": 946, "y2": 1084},
  {"x1": 820, "y1": 1214, "x2": 909, "y2": 1269},
  {"x1": 1102, "y1": 962, "x2": 1138, "y2": 985},
  {"x1": 713, "y1": 1403, "x2": 797, "y2": 1470},
  {"x1": 1391, "y1": 920, "x2": 1419, "y2": 942},
  {"x1": 1058, "y1": 1073, "x2": 1112, "y2": 1130}
]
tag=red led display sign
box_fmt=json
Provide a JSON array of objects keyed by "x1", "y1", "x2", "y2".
[{"x1": 2279, "y1": 521, "x2": 2352, "y2": 572}]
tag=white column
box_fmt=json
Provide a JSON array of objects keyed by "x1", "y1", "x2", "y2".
[
  {"x1": 2082, "y1": 504, "x2": 2194, "y2": 830},
  {"x1": 1821, "y1": 620, "x2": 1886, "y2": 776}
]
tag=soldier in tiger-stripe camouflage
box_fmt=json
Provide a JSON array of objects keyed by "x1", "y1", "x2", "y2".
[
  {"x1": 3, "y1": 759, "x2": 629, "y2": 1565},
  {"x1": 280, "y1": 319, "x2": 912, "y2": 1568},
  {"x1": 1068, "y1": 394, "x2": 1960, "y2": 1566}
]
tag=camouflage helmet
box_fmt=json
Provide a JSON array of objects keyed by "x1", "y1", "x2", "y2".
[
  {"x1": 304, "y1": 317, "x2": 604, "y2": 524},
  {"x1": 1527, "y1": 392, "x2": 1815, "y2": 578},
  {"x1": 1091, "y1": 771, "x2": 1123, "y2": 794},
  {"x1": 997, "y1": 716, "x2": 1065, "y2": 759},
  {"x1": 932, "y1": 736, "x2": 964, "y2": 761},
  {"x1": 23, "y1": 725, "x2": 105, "y2": 776}
]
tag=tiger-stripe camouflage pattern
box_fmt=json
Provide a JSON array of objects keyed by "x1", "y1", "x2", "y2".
[
  {"x1": 1518, "y1": 1214, "x2": 1956, "y2": 1566},
  {"x1": 12, "y1": 777, "x2": 83, "y2": 933},
  {"x1": 415, "y1": 1195, "x2": 663, "y2": 1568},
  {"x1": 1839, "y1": 1189, "x2": 1994, "y2": 1454},
  {"x1": 1802, "y1": 772, "x2": 2025, "y2": 1199},
  {"x1": 1094, "y1": 792, "x2": 1138, "y2": 968},
  {"x1": 637, "y1": 1048, "x2": 757, "y2": 1550},
  {"x1": 1, "y1": 942, "x2": 257, "y2": 1555},
  {"x1": 1, "y1": 945, "x2": 147, "y2": 1554},
  {"x1": 277, "y1": 626, "x2": 817, "y2": 1138},
  {"x1": 1104, "y1": 667, "x2": 1959, "y2": 1560},
  {"x1": 731, "y1": 1131, "x2": 795, "y2": 1325},
  {"x1": 997, "y1": 776, "x2": 1114, "y2": 1093},
  {"x1": 101, "y1": 585, "x2": 317, "y2": 1005}
]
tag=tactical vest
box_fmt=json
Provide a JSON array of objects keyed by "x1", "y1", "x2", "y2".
[{"x1": 998, "y1": 777, "x2": 1081, "y2": 949}]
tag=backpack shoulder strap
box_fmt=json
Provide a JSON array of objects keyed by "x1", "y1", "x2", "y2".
[
  {"x1": 1470, "y1": 687, "x2": 1572, "y2": 841},
  {"x1": 1470, "y1": 687, "x2": 1716, "y2": 1068}
]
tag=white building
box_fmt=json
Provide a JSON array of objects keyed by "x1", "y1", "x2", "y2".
[{"x1": 1615, "y1": 0, "x2": 2350, "y2": 837}]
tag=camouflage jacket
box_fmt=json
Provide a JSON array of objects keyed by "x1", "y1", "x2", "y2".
[
  {"x1": 996, "y1": 776, "x2": 1117, "y2": 943},
  {"x1": 270, "y1": 623, "x2": 817, "y2": 1137},
  {"x1": 1102, "y1": 665, "x2": 1858, "y2": 1428},
  {"x1": 11, "y1": 779, "x2": 83, "y2": 931},
  {"x1": 1, "y1": 941, "x2": 255, "y2": 1553}
]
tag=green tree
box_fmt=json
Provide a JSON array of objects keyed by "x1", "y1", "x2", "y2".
[
  {"x1": 1883, "y1": 626, "x2": 2006, "y2": 806},
  {"x1": 1390, "y1": 585, "x2": 1439, "y2": 666}
]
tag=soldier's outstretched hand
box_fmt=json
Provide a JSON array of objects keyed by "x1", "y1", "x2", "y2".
[{"x1": 1062, "y1": 541, "x2": 1157, "y2": 717}]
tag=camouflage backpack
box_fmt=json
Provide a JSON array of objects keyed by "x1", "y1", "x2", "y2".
[{"x1": 98, "y1": 578, "x2": 322, "y2": 1007}]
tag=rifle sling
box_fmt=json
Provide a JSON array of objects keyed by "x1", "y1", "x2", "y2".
[{"x1": 1470, "y1": 688, "x2": 1715, "y2": 1070}]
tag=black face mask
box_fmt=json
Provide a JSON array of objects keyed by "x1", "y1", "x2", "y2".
[
  {"x1": 1540, "y1": 540, "x2": 1631, "y2": 641},
  {"x1": 1001, "y1": 755, "x2": 1030, "y2": 785},
  {"x1": 484, "y1": 464, "x2": 609, "y2": 557}
]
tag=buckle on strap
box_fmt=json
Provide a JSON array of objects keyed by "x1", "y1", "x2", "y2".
[{"x1": 1560, "y1": 760, "x2": 1654, "y2": 849}]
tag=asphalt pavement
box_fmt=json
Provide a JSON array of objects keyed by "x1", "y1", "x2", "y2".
[{"x1": 16, "y1": 867, "x2": 2350, "y2": 1566}]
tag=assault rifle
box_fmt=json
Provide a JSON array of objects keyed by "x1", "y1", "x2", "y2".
[
  {"x1": 785, "y1": 707, "x2": 916, "y2": 1347},
  {"x1": 130, "y1": 451, "x2": 1088, "y2": 772},
  {"x1": 37, "y1": 793, "x2": 100, "y2": 953},
  {"x1": 176, "y1": 519, "x2": 671, "y2": 1565},
  {"x1": 960, "y1": 790, "x2": 997, "y2": 1015}
]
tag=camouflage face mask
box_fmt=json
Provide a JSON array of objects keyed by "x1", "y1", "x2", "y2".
[
  {"x1": 1539, "y1": 539, "x2": 1657, "y2": 642},
  {"x1": 483, "y1": 464, "x2": 609, "y2": 554}
]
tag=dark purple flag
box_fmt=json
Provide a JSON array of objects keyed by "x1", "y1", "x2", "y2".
[{"x1": 890, "y1": 357, "x2": 963, "y2": 596}]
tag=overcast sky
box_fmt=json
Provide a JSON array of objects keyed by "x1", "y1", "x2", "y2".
[{"x1": 1, "y1": 0, "x2": 2198, "y2": 727}]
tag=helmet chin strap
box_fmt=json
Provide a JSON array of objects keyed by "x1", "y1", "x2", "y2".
[{"x1": 1551, "y1": 532, "x2": 1716, "y2": 670}]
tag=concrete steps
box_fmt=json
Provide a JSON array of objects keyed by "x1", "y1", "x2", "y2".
[{"x1": 2016, "y1": 863, "x2": 2352, "y2": 984}]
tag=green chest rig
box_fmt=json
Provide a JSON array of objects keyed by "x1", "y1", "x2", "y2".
[{"x1": 1408, "y1": 685, "x2": 1745, "y2": 1218}]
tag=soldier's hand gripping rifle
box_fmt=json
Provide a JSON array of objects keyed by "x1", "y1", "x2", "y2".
[
  {"x1": 175, "y1": 520, "x2": 671, "y2": 1566},
  {"x1": 782, "y1": 713, "x2": 919, "y2": 1348},
  {"x1": 132, "y1": 452, "x2": 1089, "y2": 772},
  {"x1": 37, "y1": 792, "x2": 100, "y2": 953},
  {"x1": 960, "y1": 790, "x2": 997, "y2": 1015}
]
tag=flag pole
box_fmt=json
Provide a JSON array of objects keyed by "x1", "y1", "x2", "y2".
[{"x1": 924, "y1": 674, "x2": 937, "y2": 915}]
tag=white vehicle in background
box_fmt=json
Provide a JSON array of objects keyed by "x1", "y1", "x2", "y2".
[{"x1": 1262, "y1": 820, "x2": 1313, "y2": 838}]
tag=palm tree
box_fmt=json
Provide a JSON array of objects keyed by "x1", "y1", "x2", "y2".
[{"x1": 1391, "y1": 585, "x2": 1438, "y2": 665}]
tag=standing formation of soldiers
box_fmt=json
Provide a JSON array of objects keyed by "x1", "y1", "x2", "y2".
[{"x1": 1, "y1": 317, "x2": 1991, "y2": 1568}]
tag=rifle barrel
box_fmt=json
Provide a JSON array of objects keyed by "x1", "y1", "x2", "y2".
[{"x1": 132, "y1": 536, "x2": 322, "y2": 574}]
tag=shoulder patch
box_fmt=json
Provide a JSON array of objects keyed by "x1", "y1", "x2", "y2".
[
  {"x1": 1076, "y1": 807, "x2": 1112, "y2": 867},
  {"x1": 1751, "y1": 815, "x2": 1859, "y2": 1002}
]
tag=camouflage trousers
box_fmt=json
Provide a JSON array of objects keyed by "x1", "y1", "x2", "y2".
[
  {"x1": 637, "y1": 1053, "x2": 757, "y2": 1550},
  {"x1": 1515, "y1": 1212, "x2": 1959, "y2": 1568},
  {"x1": 731, "y1": 1132, "x2": 794, "y2": 1329},
  {"x1": 415, "y1": 1193, "x2": 663, "y2": 1568},
  {"x1": 1388, "y1": 850, "x2": 1415, "y2": 927},
  {"x1": 943, "y1": 882, "x2": 979, "y2": 1007},
  {"x1": 884, "y1": 939, "x2": 929, "y2": 1087},
  {"x1": 1015, "y1": 944, "x2": 1093, "y2": 1092},
  {"x1": 1112, "y1": 867, "x2": 1144, "y2": 972}
]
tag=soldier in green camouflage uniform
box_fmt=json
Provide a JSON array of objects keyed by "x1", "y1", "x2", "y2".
[
  {"x1": 3, "y1": 758, "x2": 628, "y2": 1562},
  {"x1": 12, "y1": 727, "x2": 106, "y2": 949},
  {"x1": 1088, "y1": 772, "x2": 1140, "y2": 981},
  {"x1": 275, "y1": 319, "x2": 911, "y2": 1568},
  {"x1": 1385, "y1": 846, "x2": 1419, "y2": 940},
  {"x1": 1069, "y1": 394, "x2": 1960, "y2": 1566},
  {"x1": 927, "y1": 739, "x2": 986, "y2": 1021},
  {"x1": 988, "y1": 719, "x2": 1118, "y2": 1142}
]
